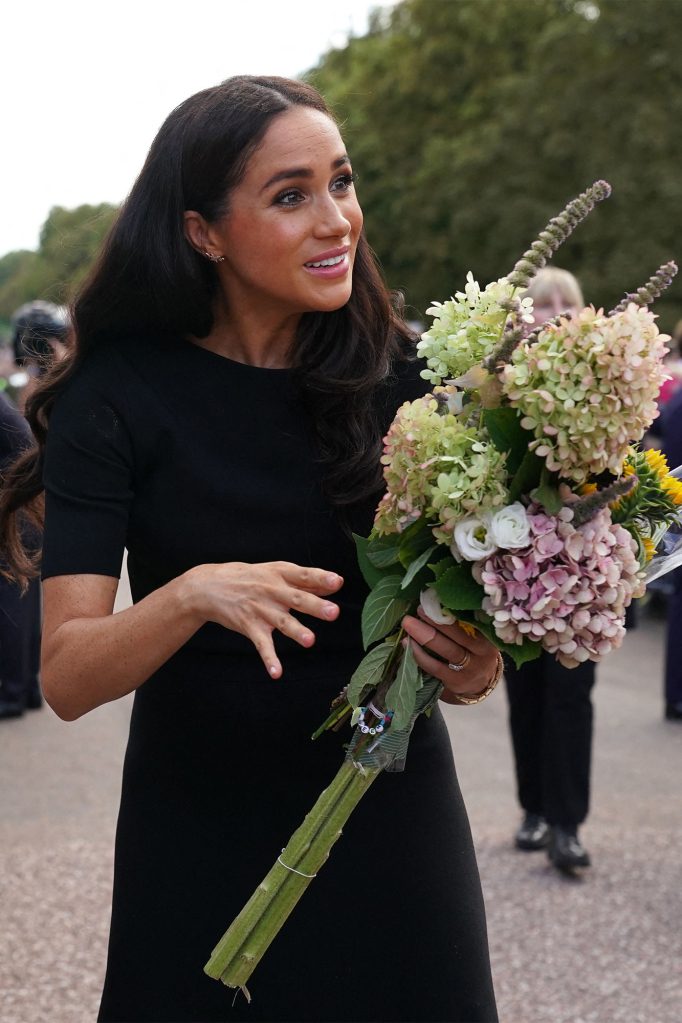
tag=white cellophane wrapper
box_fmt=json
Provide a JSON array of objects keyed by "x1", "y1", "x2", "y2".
[{"x1": 643, "y1": 464, "x2": 682, "y2": 584}]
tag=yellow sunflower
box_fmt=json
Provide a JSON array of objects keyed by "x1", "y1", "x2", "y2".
[{"x1": 642, "y1": 536, "x2": 656, "y2": 563}]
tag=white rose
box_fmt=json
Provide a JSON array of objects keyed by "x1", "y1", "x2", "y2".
[
  {"x1": 488, "y1": 502, "x2": 531, "y2": 550},
  {"x1": 419, "y1": 586, "x2": 456, "y2": 625},
  {"x1": 452, "y1": 515, "x2": 497, "y2": 561}
]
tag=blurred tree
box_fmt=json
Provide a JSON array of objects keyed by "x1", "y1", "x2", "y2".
[
  {"x1": 0, "y1": 203, "x2": 118, "y2": 318},
  {"x1": 309, "y1": 0, "x2": 682, "y2": 327}
]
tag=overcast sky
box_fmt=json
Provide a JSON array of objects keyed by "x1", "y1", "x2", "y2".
[{"x1": 2, "y1": 0, "x2": 394, "y2": 257}]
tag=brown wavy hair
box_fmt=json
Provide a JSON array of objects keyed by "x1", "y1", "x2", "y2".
[{"x1": 0, "y1": 75, "x2": 413, "y2": 585}]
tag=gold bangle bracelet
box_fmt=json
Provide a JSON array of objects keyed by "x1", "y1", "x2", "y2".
[{"x1": 449, "y1": 651, "x2": 504, "y2": 706}]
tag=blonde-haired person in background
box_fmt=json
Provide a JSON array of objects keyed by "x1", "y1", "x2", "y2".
[
  {"x1": 503, "y1": 267, "x2": 596, "y2": 874},
  {"x1": 657, "y1": 318, "x2": 682, "y2": 408},
  {"x1": 523, "y1": 266, "x2": 584, "y2": 325}
]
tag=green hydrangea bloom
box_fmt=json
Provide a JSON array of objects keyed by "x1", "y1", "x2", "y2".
[
  {"x1": 417, "y1": 273, "x2": 533, "y2": 385},
  {"x1": 374, "y1": 390, "x2": 509, "y2": 540}
]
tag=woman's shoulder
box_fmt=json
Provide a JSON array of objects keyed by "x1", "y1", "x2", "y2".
[
  {"x1": 52, "y1": 332, "x2": 173, "y2": 414},
  {"x1": 47, "y1": 335, "x2": 171, "y2": 459}
]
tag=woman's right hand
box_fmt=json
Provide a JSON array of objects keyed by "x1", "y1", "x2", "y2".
[{"x1": 182, "y1": 561, "x2": 344, "y2": 678}]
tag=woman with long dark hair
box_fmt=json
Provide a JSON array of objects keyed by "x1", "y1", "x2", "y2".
[{"x1": 0, "y1": 76, "x2": 499, "y2": 1021}]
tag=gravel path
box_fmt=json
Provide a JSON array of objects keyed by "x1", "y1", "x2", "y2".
[{"x1": 1, "y1": 583, "x2": 680, "y2": 1022}]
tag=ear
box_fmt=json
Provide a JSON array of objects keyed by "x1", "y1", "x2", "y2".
[{"x1": 184, "y1": 210, "x2": 211, "y2": 257}]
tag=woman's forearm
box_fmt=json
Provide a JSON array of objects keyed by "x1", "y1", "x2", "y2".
[
  {"x1": 42, "y1": 560, "x2": 343, "y2": 721},
  {"x1": 41, "y1": 571, "x2": 202, "y2": 721}
]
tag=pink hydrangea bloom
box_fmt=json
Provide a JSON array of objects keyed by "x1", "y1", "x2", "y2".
[{"x1": 472, "y1": 502, "x2": 644, "y2": 667}]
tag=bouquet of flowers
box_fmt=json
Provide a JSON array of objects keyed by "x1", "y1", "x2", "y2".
[{"x1": 204, "y1": 181, "x2": 680, "y2": 997}]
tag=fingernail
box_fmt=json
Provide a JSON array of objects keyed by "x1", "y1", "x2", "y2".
[
  {"x1": 269, "y1": 665, "x2": 280, "y2": 677},
  {"x1": 326, "y1": 573, "x2": 341, "y2": 587},
  {"x1": 401, "y1": 637, "x2": 409, "y2": 649},
  {"x1": 301, "y1": 631, "x2": 315, "y2": 645},
  {"x1": 323, "y1": 603, "x2": 338, "y2": 619}
]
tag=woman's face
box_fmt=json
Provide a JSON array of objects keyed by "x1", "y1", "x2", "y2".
[
  {"x1": 531, "y1": 291, "x2": 580, "y2": 327},
  {"x1": 203, "y1": 106, "x2": 363, "y2": 320}
]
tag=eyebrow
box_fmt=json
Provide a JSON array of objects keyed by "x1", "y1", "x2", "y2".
[{"x1": 261, "y1": 155, "x2": 351, "y2": 192}]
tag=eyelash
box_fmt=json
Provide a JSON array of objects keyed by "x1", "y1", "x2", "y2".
[{"x1": 274, "y1": 172, "x2": 356, "y2": 207}]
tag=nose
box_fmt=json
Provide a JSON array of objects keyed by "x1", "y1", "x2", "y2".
[{"x1": 313, "y1": 193, "x2": 352, "y2": 240}]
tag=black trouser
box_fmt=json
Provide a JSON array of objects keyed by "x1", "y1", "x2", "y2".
[
  {"x1": 504, "y1": 652, "x2": 595, "y2": 830},
  {"x1": 0, "y1": 574, "x2": 41, "y2": 708},
  {"x1": 664, "y1": 567, "x2": 682, "y2": 708}
]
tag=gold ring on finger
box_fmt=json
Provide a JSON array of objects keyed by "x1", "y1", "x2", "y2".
[{"x1": 448, "y1": 650, "x2": 470, "y2": 672}]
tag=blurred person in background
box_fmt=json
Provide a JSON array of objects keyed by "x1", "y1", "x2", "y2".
[
  {"x1": 0, "y1": 301, "x2": 66, "y2": 718},
  {"x1": 654, "y1": 372, "x2": 682, "y2": 721},
  {"x1": 0, "y1": 398, "x2": 41, "y2": 719},
  {"x1": 504, "y1": 267, "x2": 595, "y2": 874},
  {"x1": 11, "y1": 300, "x2": 70, "y2": 411},
  {"x1": 656, "y1": 319, "x2": 682, "y2": 410}
]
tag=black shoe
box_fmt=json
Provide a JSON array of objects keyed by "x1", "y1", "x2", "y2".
[
  {"x1": 548, "y1": 826, "x2": 591, "y2": 872},
  {"x1": 665, "y1": 702, "x2": 682, "y2": 721},
  {"x1": 0, "y1": 699, "x2": 25, "y2": 720},
  {"x1": 515, "y1": 813, "x2": 551, "y2": 851}
]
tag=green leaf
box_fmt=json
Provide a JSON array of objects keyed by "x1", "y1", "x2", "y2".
[
  {"x1": 508, "y1": 450, "x2": 544, "y2": 503},
  {"x1": 361, "y1": 575, "x2": 411, "y2": 648},
  {"x1": 434, "y1": 563, "x2": 485, "y2": 612},
  {"x1": 346, "y1": 641, "x2": 394, "y2": 707},
  {"x1": 530, "y1": 468, "x2": 563, "y2": 515},
  {"x1": 397, "y1": 519, "x2": 434, "y2": 568},
  {"x1": 431, "y1": 555, "x2": 454, "y2": 580},
  {"x1": 483, "y1": 407, "x2": 530, "y2": 474},
  {"x1": 384, "y1": 642, "x2": 422, "y2": 731},
  {"x1": 400, "y1": 570, "x2": 433, "y2": 603},
  {"x1": 472, "y1": 612, "x2": 542, "y2": 668},
  {"x1": 365, "y1": 533, "x2": 402, "y2": 568},
  {"x1": 353, "y1": 533, "x2": 393, "y2": 589},
  {"x1": 401, "y1": 544, "x2": 437, "y2": 589}
]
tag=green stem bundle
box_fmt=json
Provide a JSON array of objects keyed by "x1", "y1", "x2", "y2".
[{"x1": 204, "y1": 759, "x2": 380, "y2": 997}]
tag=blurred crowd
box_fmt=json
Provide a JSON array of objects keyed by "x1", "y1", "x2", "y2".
[{"x1": 0, "y1": 300, "x2": 70, "y2": 719}]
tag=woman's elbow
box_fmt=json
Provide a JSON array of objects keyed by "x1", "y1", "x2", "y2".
[
  {"x1": 42, "y1": 683, "x2": 82, "y2": 722},
  {"x1": 41, "y1": 659, "x2": 86, "y2": 722}
]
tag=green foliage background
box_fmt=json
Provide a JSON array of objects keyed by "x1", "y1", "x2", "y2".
[
  {"x1": 1, "y1": 0, "x2": 680, "y2": 333},
  {"x1": 308, "y1": 0, "x2": 682, "y2": 329},
  {"x1": 0, "y1": 203, "x2": 118, "y2": 324}
]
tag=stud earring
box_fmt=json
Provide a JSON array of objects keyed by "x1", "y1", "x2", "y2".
[{"x1": 204, "y1": 251, "x2": 225, "y2": 263}]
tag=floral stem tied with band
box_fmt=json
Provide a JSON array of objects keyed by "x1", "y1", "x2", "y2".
[{"x1": 205, "y1": 181, "x2": 680, "y2": 996}]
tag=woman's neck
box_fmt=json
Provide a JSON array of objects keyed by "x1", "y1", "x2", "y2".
[{"x1": 194, "y1": 298, "x2": 301, "y2": 369}]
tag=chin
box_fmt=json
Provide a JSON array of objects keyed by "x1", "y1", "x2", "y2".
[{"x1": 309, "y1": 285, "x2": 354, "y2": 314}]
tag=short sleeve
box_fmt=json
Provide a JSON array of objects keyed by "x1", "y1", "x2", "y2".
[{"x1": 41, "y1": 362, "x2": 135, "y2": 580}]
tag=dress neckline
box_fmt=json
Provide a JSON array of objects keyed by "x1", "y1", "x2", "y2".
[{"x1": 183, "y1": 337, "x2": 294, "y2": 375}]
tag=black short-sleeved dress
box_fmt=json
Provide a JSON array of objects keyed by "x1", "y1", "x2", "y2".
[{"x1": 42, "y1": 333, "x2": 498, "y2": 1023}]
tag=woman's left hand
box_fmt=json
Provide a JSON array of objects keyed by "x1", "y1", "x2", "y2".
[{"x1": 401, "y1": 608, "x2": 499, "y2": 704}]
